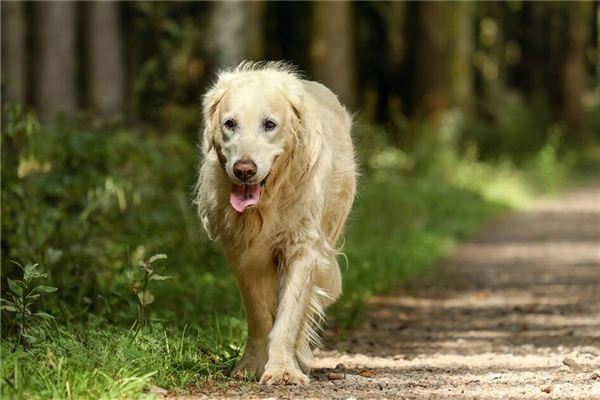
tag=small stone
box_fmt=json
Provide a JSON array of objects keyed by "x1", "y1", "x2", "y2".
[
  {"x1": 541, "y1": 386, "x2": 552, "y2": 394},
  {"x1": 335, "y1": 363, "x2": 346, "y2": 370},
  {"x1": 149, "y1": 386, "x2": 168, "y2": 396},
  {"x1": 562, "y1": 357, "x2": 578, "y2": 368},
  {"x1": 580, "y1": 346, "x2": 599, "y2": 357},
  {"x1": 327, "y1": 372, "x2": 346, "y2": 380},
  {"x1": 590, "y1": 371, "x2": 600, "y2": 380}
]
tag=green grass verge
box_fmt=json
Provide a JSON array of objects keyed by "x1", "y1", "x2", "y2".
[{"x1": 1, "y1": 322, "x2": 242, "y2": 399}]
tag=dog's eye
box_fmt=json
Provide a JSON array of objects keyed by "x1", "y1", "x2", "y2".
[
  {"x1": 264, "y1": 119, "x2": 277, "y2": 132},
  {"x1": 224, "y1": 119, "x2": 236, "y2": 130}
]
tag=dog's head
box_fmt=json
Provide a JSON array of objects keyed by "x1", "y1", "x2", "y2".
[{"x1": 201, "y1": 62, "x2": 304, "y2": 213}]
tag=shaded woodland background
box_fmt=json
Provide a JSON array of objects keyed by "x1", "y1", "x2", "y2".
[
  {"x1": 2, "y1": 1, "x2": 599, "y2": 143},
  {"x1": 1, "y1": 2, "x2": 600, "y2": 398}
]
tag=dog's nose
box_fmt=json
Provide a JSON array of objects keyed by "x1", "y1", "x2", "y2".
[{"x1": 233, "y1": 160, "x2": 257, "y2": 180}]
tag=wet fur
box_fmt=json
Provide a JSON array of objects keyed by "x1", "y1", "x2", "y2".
[{"x1": 195, "y1": 61, "x2": 356, "y2": 385}]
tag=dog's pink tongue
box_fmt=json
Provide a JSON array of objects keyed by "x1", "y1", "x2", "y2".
[{"x1": 230, "y1": 184, "x2": 261, "y2": 213}]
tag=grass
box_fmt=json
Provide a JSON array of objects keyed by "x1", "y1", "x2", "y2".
[
  {"x1": 1, "y1": 322, "x2": 242, "y2": 399},
  {"x1": 0, "y1": 106, "x2": 581, "y2": 398}
]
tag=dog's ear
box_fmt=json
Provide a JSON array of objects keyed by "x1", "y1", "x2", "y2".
[
  {"x1": 201, "y1": 83, "x2": 227, "y2": 154},
  {"x1": 284, "y1": 86, "x2": 306, "y2": 144},
  {"x1": 284, "y1": 83, "x2": 324, "y2": 175}
]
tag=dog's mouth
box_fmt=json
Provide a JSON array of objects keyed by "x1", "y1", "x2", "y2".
[{"x1": 229, "y1": 177, "x2": 267, "y2": 213}]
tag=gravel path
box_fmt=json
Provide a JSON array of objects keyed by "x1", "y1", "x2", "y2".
[{"x1": 176, "y1": 186, "x2": 600, "y2": 399}]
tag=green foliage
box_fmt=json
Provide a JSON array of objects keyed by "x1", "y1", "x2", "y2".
[
  {"x1": 1, "y1": 104, "x2": 237, "y2": 328},
  {"x1": 1, "y1": 320, "x2": 244, "y2": 400},
  {"x1": 126, "y1": 2, "x2": 211, "y2": 125},
  {"x1": 134, "y1": 254, "x2": 171, "y2": 330},
  {"x1": 1, "y1": 261, "x2": 57, "y2": 348},
  {"x1": 461, "y1": 96, "x2": 554, "y2": 161},
  {"x1": 525, "y1": 131, "x2": 574, "y2": 192}
]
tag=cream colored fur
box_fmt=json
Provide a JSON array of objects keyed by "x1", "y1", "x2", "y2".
[{"x1": 195, "y1": 61, "x2": 356, "y2": 385}]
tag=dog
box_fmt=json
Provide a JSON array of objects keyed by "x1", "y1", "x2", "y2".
[{"x1": 195, "y1": 61, "x2": 356, "y2": 385}]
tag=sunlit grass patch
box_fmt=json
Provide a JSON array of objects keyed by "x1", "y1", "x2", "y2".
[{"x1": 1, "y1": 319, "x2": 244, "y2": 399}]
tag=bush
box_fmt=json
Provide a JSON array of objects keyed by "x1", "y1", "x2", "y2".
[{"x1": 1, "y1": 104, "x2": 238, "y2": 328}]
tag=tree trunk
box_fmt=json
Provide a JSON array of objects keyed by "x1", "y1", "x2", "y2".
[
  {"x1": 560, "y1": 2, "x2": 591, "y2": 133},
  {"x1": 385, "y1": 2, "x2": 406, "y2": 77},
  {"x1": 383, "y1": 1, "x2": 406, "y2": 119},
  {"x1": 310, "y1": 1, "x2": 357, "y2": 109},
  {"x1": 414, "y1": 1, "x2": 450, "y2": 117},
  {"x1": 1, "y1": 1, "x2": 26, "y2": 103},
  {"x1": 448, "y1": 1, "x2": 474, "y2": 115},
  {"x1": 520, "y1": 2, "x2": 553, "y2": 105},
  {"x1": 596, "y1": 3, "x2": 600, "y2": 89},
  {"x1": 210, "y1": 1, "x2": 265, "y2": 68},
  {"x1": 86, "y1": 1, "x2": 124, "y2": 118},
  {"x1": 34, "y1": 1, "x2": 77, "y2": 118}
]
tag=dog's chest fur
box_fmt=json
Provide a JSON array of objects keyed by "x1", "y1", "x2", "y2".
[{"x1": 218, "y1": 206, "x2": 293, "y2": 271}]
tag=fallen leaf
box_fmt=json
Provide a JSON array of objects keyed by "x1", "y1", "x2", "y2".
[{"x1": 359, "y1": 369, "x2": 377, "y2": 378}]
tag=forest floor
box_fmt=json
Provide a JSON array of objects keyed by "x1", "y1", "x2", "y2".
[{"x1": 171, "y1": 186, "x2": 600, "y2": 399}]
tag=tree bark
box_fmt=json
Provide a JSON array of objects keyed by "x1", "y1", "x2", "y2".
[
  {"x1": 448, "y1": 1, "x2": 474, "y2": 115},
  {"x1": 86, "y1": 1, "x2": 124, "y2": 118},
  {"x1": 210, "y1": 1, "x2": 265, "y2": 68},
  {"x1": 385, "y1": 2, "x2": 406, "y2": 77},
  {"x1": 596, "y1": 3, "x2": 600, "y2": 89},
  {"x1": 1, "y1": 1, "x2": 26, "y2": 103},
  {"x1": 34, "y1": 1, "x2": 77, "y2": 117},
  {"x1": 310, "y1": 1, "x2": 357, "y2": 109},
  {"x1": 560, "y1": 2, "x2": 591, "y2": 133},
  {"x1": 414, "y1": 1, "x2": 450, "y2": 117},
  {"x1": 384, "y1": 1, "x2": 406, "y2": 119}
]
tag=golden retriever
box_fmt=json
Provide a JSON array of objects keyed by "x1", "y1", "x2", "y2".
[{"x1": 195, "y1": 61, "x2": 356, "y2": 385}]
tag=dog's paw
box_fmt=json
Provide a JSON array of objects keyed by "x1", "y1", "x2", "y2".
[
  {"x1": 230, "y1": 357, "x2": 265, "y2": 380},
  {"x1": 259, "y1": 365, "x2": 309, "y2": 385}
]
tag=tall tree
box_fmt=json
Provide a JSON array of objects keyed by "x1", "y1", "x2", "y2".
[
  {"x1": 34, "y1": 1, "x2": 77, "y2": 117},
  {"x1": 1, "y1": 1, "x2": 26, "y2": 103},
  {"x1": 383, "y1": 1, "x2": 407, "y2": 119},
  {"x1": 414, "y1": 1, "x2": 450, "y2": 117},
  {"x1": 385, "y1": 2, "x2": 406, "y2": 74},
  {"x1": 209, "y1": 1, "x2": 265, "y2": 67},
  {"x1": 310, "y1": 1, "x2": 357, "y2": 109},
  {"x1": 519, "y1": 2, "x2": 554, "y2": 105},
  {"x1": 597, "y1": 3, "x2": 600, "y2": 90},
  {"x1": 560, "y1": 2, "x2": 592, "y2": 133},
  {"x1": 448, "y1": 1, "x2": 475, "y2": 115},
  {"x1": 86, "y1": 1, "x2": 125, "y2": 118}
]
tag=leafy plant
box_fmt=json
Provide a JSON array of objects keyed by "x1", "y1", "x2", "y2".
[
  {"x1": 133, "y1": 253, "x2": 171, "y2": 330},
  {"x1": 1, "y1": 261, "x2": 57, "y2": 348},
  {"x1": 1, "y1": 104, "x2": 216, "y2": 323}
]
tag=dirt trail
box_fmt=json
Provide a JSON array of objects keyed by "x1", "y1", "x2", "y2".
[{"x1": 180, "y1": 187, "x2": 600, "y2": 399}]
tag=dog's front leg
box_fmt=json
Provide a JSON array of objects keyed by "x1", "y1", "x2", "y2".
[
  {"x1": 231, "y1": 265, "x2": 277, "y2": 380},
  {"x1": 259, "y1": 245, "x2": 319, "y2": 385}
]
